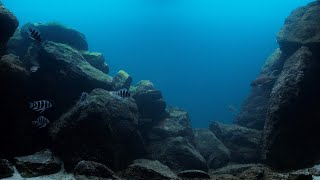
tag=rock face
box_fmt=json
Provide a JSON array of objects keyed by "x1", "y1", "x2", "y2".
[
  {"x1": 120, "y1": 159, "x2": 178, "y2": 180},
  {"x1": 14, "y1": 149, "x2": 61, "y2": 178},
  {"x1": 112, "y1": 70, "x2": 133, "y2": 90},
  {"x1": 209, "y1": 121, "x2": 262, "y2": 163},
  {"x1": 235, "y1": 49, "x2": 284, "y2": 130},
  {"x1": 49, "y1": 89, "x2": 145, "y2": 171},
  {"x1": 262, "y1": 1, "x2": 320, "y2": 170},
  {"x1": 263, "y1": 46, "x2": 320, "y2": 169},
  {"x1": 0, "y1": 3, "x2": 19, "y2": 52},
  {"x1": 21, "y1": 22, "x2": 88, "y2": 51},
  {"x1": 147, "y1": 136, "x2": 208, "y2": 172},
  {"x1": 74, "y1": 160, "x2": 114, "y2": 178},
  {"x1": 133, "y1": 80, "x2": 167, "y2": 123},
  {"x1": 177, "y1": 170, "x2": 210, "y2": 179},
  {"x1": 277, "y1": 1, "x2": 320, "y2": 54},
  {"x1": 0, "y1": 159, "x2": 14, "y2": 178},
  {"x1": 194, "y1": 128, "x2": 230, "y2": 169}
]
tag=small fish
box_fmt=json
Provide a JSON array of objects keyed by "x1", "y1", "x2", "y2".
[
  {"x1": 79, "y1": 92, "x2": 89, "y2": 106},
  {"x1": 29, "y1": 100, "x2": 52, "y2": 113},
  {"x1": 27, "y1": 27, "x2": 43, "y2": 42},
  {"x1": 110, "y1": 88, "x2": 131, "y2": 99},
  {"x1": 32, "y1": 116, "x2": 50, "y2": 128},
  {"x1": 30, "y1": 65, "x2": 40, "y2": 73}
]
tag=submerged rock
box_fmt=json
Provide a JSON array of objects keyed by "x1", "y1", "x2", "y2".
[
  {"x1": 0, "y1": 159, "x2": 14, "y2": 178},
  {"x1": 177, "y1": 170, "x2": 210, "y2": 179},
  {"x1": 263, "y1": 46, "x2": 320, "y2": 169},
  {"x1": 147, "y1": 136, "x2": 208, "y2": 172},
  {"x1": 119, "y1": 159, "x2": 178, "y2": 180},
  {"x1": 132, "y1": 80, "x2": 167, "y2": 123},
  {"x1": 194, "y1": 128, "x2": 230, "y2": 169},
  {"x1": 81, "y1": 51, "x2": 109, "y2": 74},
  {"x1": 14, "y1": 149, "x2": 61, "y2": 178},
  {"x1": 0, "y1": 3, "x2": 19, "y2": 53},
  {"x1": 277, "y1": 1, "x2": 320, "y2": 54},
  {"x1": 49, "y1": 88, "x2": 145, "y2": 171},
  {"x1": 112, "y1": 70, "x2": 133, "y2": 90},
  {"x1": 209, "y1": 121, "x2": 262, "y2": 163},
  {"x1": 21, "y1": 22, "x2": 88, "y2": 51},
  {"x1": 74, "y1": 160, "x2": 114, "y2": 178}
]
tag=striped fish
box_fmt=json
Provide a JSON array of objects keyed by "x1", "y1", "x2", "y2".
[
  {"x1": 27, "y1": 27, "x2": 43, "y2": 42},
  {"x1": 110, "y1": 88, "x2": 131, "y2": 99},
  {"x1": 29, "y1": 100, "x2": 52, "y2": 113},
  {"x1": 32, "y1": 116, "x2": 50, "y2": 128}
]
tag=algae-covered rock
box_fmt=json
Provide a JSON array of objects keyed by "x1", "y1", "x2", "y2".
[
  {"x1": 21, "y1": 22, "x2": 88, "y2": 51},
  {"x1": 49, "y1": 88, "x2": 145, "y2": 171},
  {"x1": 194, "y1": 128, "x2": 230, "y2": 169},
  {"x1": 81, "y1": 51, "x2": 109, "y2": 74},
  {"x1": 14, "y1": 149, "x2": 61, "y2": 178},
  {"x1": 277, "y1": 1, "x2": 320, "y2": 54},
  {"x1": 120, "y1": 159, "x2": 178, "y2": 180},
  {"x1": 0, "y1": 3, "x2": 19, "y2": 52},
  {"x1": 113, "y1": 70, "x2": 133, "y2": 90}
]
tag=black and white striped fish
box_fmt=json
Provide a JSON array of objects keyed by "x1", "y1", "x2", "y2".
[
  {"x1": 110, "y1": 88, "x2": 131, "y2": 99},
  {"x1": 32, "y1": 116, "x2": 50, "y2": 128},
  {"x1": 27, "y1": 27, "x2": 43, "y2": 42},
  {"x1": 29, "y1": 100, "x2": 52, "y2": 113}
]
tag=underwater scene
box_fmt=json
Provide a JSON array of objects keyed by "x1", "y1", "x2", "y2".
[{"x1": 0, "y1": 0, "x2": 320, "y2": 179}]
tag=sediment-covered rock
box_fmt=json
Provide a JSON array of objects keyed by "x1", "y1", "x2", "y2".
[
  {"x1": 209, "y1": 121, "x2": 262, "y2": 163},
  {"x1": 194, "y1": 128, "x2": 230, "y2": 169},
  {"x1": 81, "y1": 51, "x2": 109, "y2": 74},
  {"x1": 132, "y1": 80, "x2": 167, "y2": 122},
  {"x1": 119, "y1": 159, "x2": 178, "y2": 180},
  {"x1": 49, "y1": 88, "x2": 145, "y2": 171},
  {"x1": 147, "y1": 136, "x2": 208, "y2": 172},
  {"x1": 0, "y1": 159, "x2": 14, "y2": 178},
  {"x1": 21, "y1": 22, "x2": 88, "y2": 51},
  {"x1": 277, "y1": 1, "x2": 320, "y2": 54},
  {"x1": 0, "y1": 3, "x2": 19, "y2": 52},
  {"x1": 14, "y1": 149, "x2": 61, "y2": 178},
  {"x1": 74, "y1": 160, "x2": 114, "y2": 178},
  {"x1": 263, "y1": 46, "x2": 320, "y2": 169},
  {"x1": 112, "y1": 70, "x2": 133, "y2": 90}
]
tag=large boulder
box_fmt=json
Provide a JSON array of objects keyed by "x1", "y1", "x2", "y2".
[
  {"x1": 74, "y1": 160, "x2": 114, "y2": 179},
  {"x1": 0, "y1": 3, "x2": 19, "y2": 53},
  {"x1": 21, "y1": 22, "x2": 88, "y2": 51},
  {"x1": 112, "y1": 70, "x2": 133, "y2": 90},
  {"x1": 209, "y1": 121, "x2": 262, "y2": 163},
  {"x1": 49, "y1": 88, "x2": 145, "y2": 171},
  {"x1": 14, "y1": 149, "x2": 61, "y2": 178},
  {"x1": 235, "y1": 49, "x2": 284, "y2": 130},
  {"x1": 263, "y1": 46, "x2": 320, "y2": 169},
  {"x1": 147, "y1": 136, "x2": 208, "y2": 172},
  {"x1": 119, "y1": 159, "x2": 178, "y2": 180},
  {"x1": 132, "y1": 80, "x2": 167, "y2": 123},
  {"x1": 146, "y1": 107, "x2": 194, "y2": 142},
  {"x1": 194, "y1": 128, "x2": 230, "y2": 169},
  {"x1": 277, "y1": 1, "x2": 320, "y2": 54}
]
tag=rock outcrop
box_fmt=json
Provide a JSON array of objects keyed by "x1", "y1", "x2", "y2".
[
  {"x1": 74, "y1": 160, "x2": 114, "y2": 179},
  {"x1": 112, "y1": 70, "x2": 133, "y2": 90},
  {"x1": 262, "y1": 1, "x2": 320, "y2": 170},
  {"x1": 49, "y1": 88, "x2": 145, "y2": 171},
  {"x1": 81, "y1": 51, "x2": 109, "y2": 74},
  {"x1": 14, "y1": 149, "x2": 61, "y2": 178},
  {"x1": 209, "y1": 121, "x2": 262, "y2": 163},
  {"x1": 0, "y1": 3, "x2": 19, "y2": 53},
  {"x1": 194, "y1": 128, "x2": 230, "y2": 169}
]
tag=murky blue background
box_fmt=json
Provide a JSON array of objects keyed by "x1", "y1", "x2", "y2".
[{"x1": 2, "y1": 0, "x2": 313, "y2": 127}]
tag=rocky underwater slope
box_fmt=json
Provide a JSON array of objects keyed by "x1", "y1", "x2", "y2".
[{"x1": 1, "y1": 1, "x2": 320, "y2": 180}]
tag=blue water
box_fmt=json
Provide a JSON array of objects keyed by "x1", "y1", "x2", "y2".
[{"x1": 2, "y1": 0, "x2": 313, "y2": 128}]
